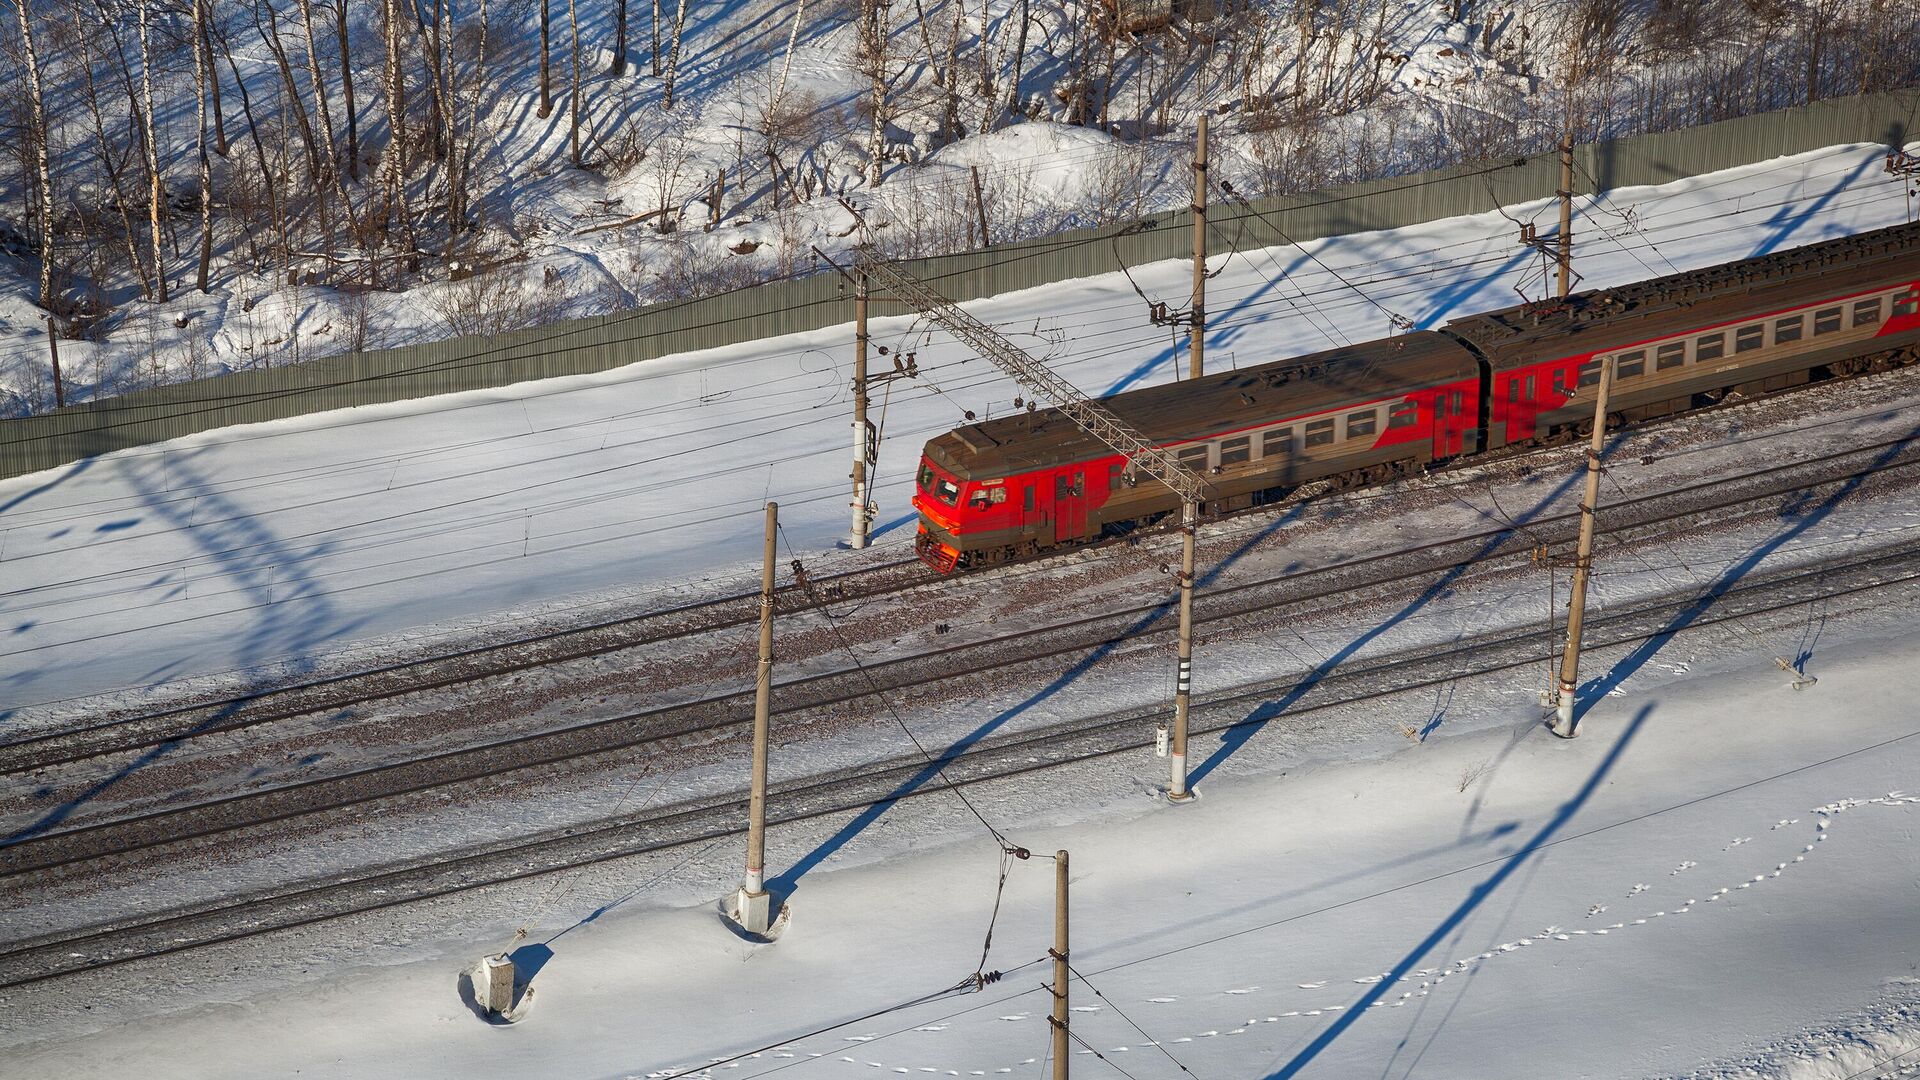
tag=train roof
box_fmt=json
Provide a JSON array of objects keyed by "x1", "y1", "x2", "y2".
[
  {"x1": 923, "y1": 331, "x2": 1479, "y2": 479},
  {"x1": 1444, "y1": 220, "x2": 1920, "y2": 367}
]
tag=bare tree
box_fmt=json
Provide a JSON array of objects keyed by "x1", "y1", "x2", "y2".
[
  {"x1": 569, "y1": 0, "x2": 585, "y2": 161},
  {"x1": 335, "y1": 0, "x2": 361, "y2": 178},
  {"x1": 138, "y1": 0, "x2": 168, "y2": 303},
  {"x1": 194, "y1": 0, "x2": 216, "y2": 291},
  {"x1": 611, "y1": 0, "x2": 628, "y2": 76},
  {"x1": 296, "y1": 0, "x2": 341, "y2": 177},
  {"x1": 538, "y1": 0, "x2": 553, "y2": 117},
  {"x1": 661, "y1": 0, "x2": 689, "y2": 108},
  {"x1": 254, "y1": 0, "x2": 324, "y2": 182},
  {"x1": 77, "y1": 23, "x2": 155, "y2": 297},
  {"x1": 200, "y1": 1, "x2": 230, "y2": 157},
  {"x1": 858, "y1": 0, "x2": 895, "y2": 184},
  {"x1": 14, "y1": 0, "x2": 56, "y2": 311}
]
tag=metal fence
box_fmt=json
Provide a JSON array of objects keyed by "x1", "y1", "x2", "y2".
[{"x1": 4, "y1": 88, "x2": 1915, "y2": 482}]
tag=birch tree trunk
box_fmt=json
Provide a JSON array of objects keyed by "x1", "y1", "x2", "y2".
[
  {"x1": 296, "y1": 0, "x2": 340, "y2": 177},
  {"x1": 15, "y1": 0, "x2": 56, "y2": 311},
  {"x1": 336, "y1": 0, "x2": 360, "y2": 178},
  {"x1": 139, "y1": 1, "x2": 169, "y2": 303},
  {"x1": 661, "y1": 0, "x2": 688, "y2": 108},
  {"x1": 998, "y1": 0, "x2": 1028, "y2": 129},
  {"x1": 570, "y1": 0, "x2": 585, "y2": 159},
  {"x1": 860, "y1": 0, "x2": 888, "y2": 184},
  {"x1": 194, "y1": 0, "x2": 215, "y2": 291}
]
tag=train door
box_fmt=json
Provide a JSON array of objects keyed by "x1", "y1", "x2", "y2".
[
  {"x1": 1022, "y1": 482, "x2": 1042, "y2": 541},
  {"x1": 1054, "y1": 469, "x2": 1087, "y2": 543}
]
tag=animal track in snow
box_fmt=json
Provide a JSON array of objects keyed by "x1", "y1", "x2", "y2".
[{"x1": 722, "y1": 794, "x2": 1917, "y2": 1080}]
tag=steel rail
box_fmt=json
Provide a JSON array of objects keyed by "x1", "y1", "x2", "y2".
[
  {"x1": 7, "y1": 434, "x2": 1918, "y2": 880},
  {"x1": 8, "y1": 532, "x2": 1919, "y2": 990}
]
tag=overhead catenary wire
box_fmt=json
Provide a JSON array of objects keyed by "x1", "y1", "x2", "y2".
[{"x1": 1067, "y1": 962, "x2": 1200, "y2": 1079}]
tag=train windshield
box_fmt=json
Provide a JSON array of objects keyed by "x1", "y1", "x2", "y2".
[{"x1": 933, "y1": 477, "x2": 960, "y2": 505}]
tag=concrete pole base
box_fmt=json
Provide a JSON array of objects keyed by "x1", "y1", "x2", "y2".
[
  {"x1": 468, "y1": 953, "x2": 535, "y2": 1023},
  {"x1": 722, "y1": 889, "x2": 791, "y2": 942},
  {"x1": 480, "y1": 954, "x2": 514, "y2": 1015},
  {"x1": 1550, "y1": 686, "x2": 1578, "y2": 739}
]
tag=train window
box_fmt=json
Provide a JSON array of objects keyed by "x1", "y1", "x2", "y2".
[
  {"x1": 1774, "y1": 316, "x2": 1803, "y2": 344},
  {"x1": 1854, "y1": 299, "x2": 1882, "y2": 327},
  {"x1": 1656, "y1": 342, "x2": 1686, "y2": 370},
  {"x1": 935, "y1": 477, "x2": 960, "y2": 505},
  {"x1": 1177, "y1": 445, "x2": 1210, "y2": 471},
  {"x1": 1263, "y1": 427, "x2": 1293, "y2": 455},
  {"x1": 1814, "y1": 307, "x2": 1842, "y2": 335},
  {"x1": 969, "y1": 486, "x2": 1007, "y2": 509},
  {"x1": 1304, "y1": 419, "x2": 1336, "y2": 448},
  {"x1": 1616, "y1": 352, "x2": 1645, "y2": 379},
  {"x1": 1551, "y1": 369, "x2": 1568, "y2": 395},
  {"x1": 1024, "y1": 486, "x2": 1035, "y2": 512},
  {"x1": 1577, "y1": 360, "x2": 1602, "y2": 388},
  {"x1": 1347, "y1": 411, "x2": 1378, "y2": 439},
  {"x1": 1897, "y1": 293, "x2": 1919, "y2": 317},
  {"x1": 1696, "y1": 333, "x2": 1725, "y2": 361},
  {"x1": 1736, "y1": 324, "x2": 1765, "y2": 352},
  {"x1": 1506, "y1": 379, "x2": 1520, "y2": 402},
  {"x1": 918, "y1": 463, "x2": 935, "y2": 490},
  {"x1": 1389, "y1": 401, "x2": 1419, "y2": 428},
  {"x1": 1219, "y1": 436, "x2": 1251, "y2": 466}
]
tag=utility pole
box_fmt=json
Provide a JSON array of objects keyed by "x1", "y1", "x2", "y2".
[
  {"x1": 738, "y1": 502, "x2": 779, "y2": 932},
  {"x1": 970, "y1": 165, "x2": 991, "y2": 247},
  {"x1": 850, "y1": 248, "x2": 1209, "y2": 802},
  {"x1": 850, "y1": 275, "x2": 876, "y2": 548},
  {"x1": 1189, "y1": 114, "x2": 1208, "y2": 380},
  {"x1": 1552, "y1": 359, "x2": 1612, "y2": 738},
  {"x1": 45, "y1": 315, "x2": 65, "y2": 409},
  {"x1": 1049, "y1": 849, "x2": 1069, "y2": 1080},
  {"x1": 1556, "y1": 99, "x2": 1575, "y2": 299},
  {"x1": 1166, "y1": 500, "x2": 1198, "y2": 800}
]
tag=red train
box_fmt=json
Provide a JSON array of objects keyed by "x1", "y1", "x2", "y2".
[{"x1": 913, "y1": 221, "x2": 1920, "y2": 572}]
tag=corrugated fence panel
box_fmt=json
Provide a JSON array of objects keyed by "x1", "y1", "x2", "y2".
[{"x1": 4, "y1": 88, "x2": 1915, "y2": 481}]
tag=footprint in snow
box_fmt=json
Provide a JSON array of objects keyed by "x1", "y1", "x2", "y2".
[
  {"x1": 1353, "y1": 974, "x2": 1384, "y2": 984},
  {"x1": 1587, "y1": 904, "x2": 1607, "y2": 917},
  {"x1": 1628, "y1": 883, "x2": 1649, "y2": 897},
  {"x1": 1725, "y1": 837, "x2": 1752, "y2": 849},
  {"x1": 1297, "y1": 982, "x2": 1326, "y2": 990},
  {"x1": 1070, "y1": 1006, "x2": 1101, "y2": 1013},
  {"x1": 1147, "y1": 997, "x2": 1178, "y2": 1003},
  {"x1": 915, "y1": 1026, "x2": 949, "y2": 1032},
  {"x1": 1224, "y1": 987, "x2": 1260, "y2": 995},
  {"x1": 997, "y1": 1015, "x2": 1027, "y2": 1022}
]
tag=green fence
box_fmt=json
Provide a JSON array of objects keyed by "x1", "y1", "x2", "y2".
[{"x1": 4, "y1": 88, "x2": 1915, "y2": 482}]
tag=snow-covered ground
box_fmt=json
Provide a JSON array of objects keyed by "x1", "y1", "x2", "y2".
[
  {"x1": 2, "y1": 140, "x2": 1915, "y2": 713},
  {"x1": 6, "y1": 140, "x2": 1920, "y2": 1080},
  {"x1": 8, "y1": 630, "x2": 1920, "y2": 1080}
]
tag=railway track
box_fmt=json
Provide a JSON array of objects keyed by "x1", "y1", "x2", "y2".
[
  {"x1": 8, "y1": 512, "x2": 1918, "y2": 990},
  {"x1": 9, "y1": 368, "x2": 1908, "y2": 780},
  {"x1": 7, "y1": 431, "x2": 1919, "y2": 880}
]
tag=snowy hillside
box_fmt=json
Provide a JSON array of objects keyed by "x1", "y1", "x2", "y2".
[{"x1": 2, "y1": 0, "x2": 1917, "y2": 412}]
